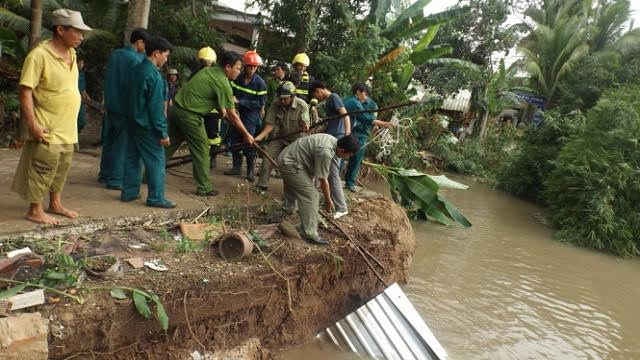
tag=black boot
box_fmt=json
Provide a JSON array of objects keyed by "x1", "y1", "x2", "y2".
[
  {"x1": 224, "y1": 151, "x2": 242, "y2": 175},
  {"x1": 245, "y1": 155, "x2": 256, "y2": 182}
]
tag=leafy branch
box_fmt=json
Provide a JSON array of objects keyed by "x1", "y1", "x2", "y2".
[
  {"x1": 0, "y1": 278, "x2": 84, "y2": 304},
  {"x1": 364, "y1": 162, "x2": 472, "y2": 227},
  {"x1": 109, "y1": 287, "x2": 169, "y2": 331}
]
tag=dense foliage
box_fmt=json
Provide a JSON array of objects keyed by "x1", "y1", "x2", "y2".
[
  {"x1": 496, "y1": 110, "x2": 586, "y2": 202},
  {"x1": 544, "y1": 86, "x2": 640, "y2": 256},
  {"x1": 431, "y1": 123, "x2": 518, "y2": 181}
]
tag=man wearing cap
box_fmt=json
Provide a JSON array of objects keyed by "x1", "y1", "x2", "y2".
[
  {"x1": 165, "y1": 51, "x2": 255, "y2": 196},
  {"x1": 98, "y1": 28, "x2": 150, "y2": 190},
  {"x1": 224, "y1": 50, "x2": 267, "y2": 182},
  {"x1": 254, "y1": 81, "x2": 309, "y2": 191},
  {"x1": 12, "y1": 9, "x2": 91, "y2": 224},
  {"x1": 166, "y1": 68, "x2": 179, "y2": 107}
]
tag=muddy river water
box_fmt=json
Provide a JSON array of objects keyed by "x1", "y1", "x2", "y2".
[{"x1": 281, "y1": 178, "x2": 640, "y2": 359}]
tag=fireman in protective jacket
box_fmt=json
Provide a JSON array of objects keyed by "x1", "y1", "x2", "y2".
[
  {"x1": 223, "y1": 50, "x2": 267, "y2": 181},
  {"x1": 288, "y1": 52, "x2": 314, "y2": 103}
]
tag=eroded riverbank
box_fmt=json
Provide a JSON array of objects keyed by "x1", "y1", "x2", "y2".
[
  {"x1": 281, "y1": 177, "x2": 640, "y2": 360},
  {"x1": 2, "y1": 193, "x2": 415, "y2": 359}
]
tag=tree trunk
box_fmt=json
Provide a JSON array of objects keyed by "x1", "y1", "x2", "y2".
[
  {"x1": 479, "y1": 111, "x2": 489, "y2": 139},
  {"x1": 124, "y1": 0, "x2": 151, "y2": 45},
  {"x1": 29, "y1": 0, "x2": 42, "y2": 49}
]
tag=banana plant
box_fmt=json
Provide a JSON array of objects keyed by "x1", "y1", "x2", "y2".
[
  {"x1": 365, "y1": 161, "x2": 472, "y2": 227},
  {"x1": 368, "y1": 0, "x2": 476, "y2": 102}
]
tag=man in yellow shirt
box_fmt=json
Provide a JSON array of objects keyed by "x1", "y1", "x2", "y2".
[{"x1": 12, "y1": 9, "x2": 91, "y2": 224}]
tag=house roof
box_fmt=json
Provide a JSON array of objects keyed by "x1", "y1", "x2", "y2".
[
  {"x1": 440, "y1": 89, "x2": 471, "y2": 113},
  {"x1": 209, "y1": 4, "x2": 260, "y2": 24}
]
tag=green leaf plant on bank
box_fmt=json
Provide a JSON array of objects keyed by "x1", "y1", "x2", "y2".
[
  {"x1": 0, "y1": 278, "x2": 84, "y2": 304},
  {"x1": 110, "y1": 287, "x2": 169, "y2": 331},
  {"x1": 364, "y1": 161, "x2": 471, "y2": 227}
]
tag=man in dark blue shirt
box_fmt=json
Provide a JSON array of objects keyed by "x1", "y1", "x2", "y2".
[
  {"x1": 224, "y1": 50, "x2": 267, "y2": 181},
  {"x1": 310, "y1": 80, "x2": 351, "y2": 219}
]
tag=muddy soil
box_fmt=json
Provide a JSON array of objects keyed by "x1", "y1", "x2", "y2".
[{"x1": 7, "y1": 192, "x2": 414, "y2": 359}]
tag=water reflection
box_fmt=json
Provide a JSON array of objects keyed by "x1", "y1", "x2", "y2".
[{"x1": 408, "y1": 179, "x2": 640, "y2": 360}]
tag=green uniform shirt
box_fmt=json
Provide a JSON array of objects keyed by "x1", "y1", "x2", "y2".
[
  {"x1": 104, "y1": 46, "x2": 144, "y2": 115},
  {"x1": 175, "y1": 66, "x2": 234, "y2": 115},
  {"x1": 279, "y1": 133, "x2": 336, "y2": 179},
  {"x1": 128, "y1": 58, "x2": 168, "y2": 138},
  {"x1": 265, "y1": 97, "x2": 310, "y2": 142}
]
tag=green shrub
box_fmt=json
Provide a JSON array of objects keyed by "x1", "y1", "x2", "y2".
[
  {"x1": 497, "y1": 110, "x2": 586, "y2": 202},
  {"x1": 544, "y1": 91, "x2": 640, "y2": 256},
  {"x1": 431, "y1": 122, "x2": 520, "y2": 181}
]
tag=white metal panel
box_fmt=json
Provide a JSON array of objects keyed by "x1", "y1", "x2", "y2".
[{"x1": 319, "y1": 283, "x2": 448, "y2": 360}]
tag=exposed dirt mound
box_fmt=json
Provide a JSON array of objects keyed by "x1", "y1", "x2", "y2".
[{"x1": 6, "y1": 192, "x2": 414, "y2": 359}]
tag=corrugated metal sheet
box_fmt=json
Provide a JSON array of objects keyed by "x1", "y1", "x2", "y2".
[
  {"x1": 440, "y1": 90, "x2": 471, "y2": 113},
  {"x1": 318, "y1": 283, "x2": 447, "y2": 360}
]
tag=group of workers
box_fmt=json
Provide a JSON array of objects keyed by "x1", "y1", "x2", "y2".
[{"x1": 12, "y1": 8, "x2": 393, "y2": 245}]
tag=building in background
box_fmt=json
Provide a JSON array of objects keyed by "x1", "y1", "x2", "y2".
[{"x1": 208, "y1": 1, "x2": 261, "y2": 54}]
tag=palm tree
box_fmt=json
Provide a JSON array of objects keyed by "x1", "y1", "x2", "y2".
[
  {"x1": 518, "y1": 0, "x2": 640, "y2": 108},
  {"x1": 518, "y1": 3, "x2": 589, "y2": 107}
]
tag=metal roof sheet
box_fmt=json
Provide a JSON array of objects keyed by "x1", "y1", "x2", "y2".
[
  {"x1": 318, "y1": 283, "x2": 448, "y2": 360},
  {"x1": 440, "y1": 90, "x2": 471, "y2": 113}
]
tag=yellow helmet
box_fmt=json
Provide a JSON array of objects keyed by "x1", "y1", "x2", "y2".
[
  {"x1": 197, "y1": 46, "x2": 217, "y2": 63},
  {"x1": 292, "y1": 52, "x2": 310, "y2": 67}
]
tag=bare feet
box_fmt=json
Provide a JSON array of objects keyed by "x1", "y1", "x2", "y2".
[
  {"x1": 25, "y1": 211, "x2": 59, "y2": 225},
  {"x1": 47, "y1": 206, "x2": 79, "y2": 219}
]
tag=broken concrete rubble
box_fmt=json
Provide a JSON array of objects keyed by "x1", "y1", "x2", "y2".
[{"x1": 0, "y1": 312, "x2": 48, "y2": 360}]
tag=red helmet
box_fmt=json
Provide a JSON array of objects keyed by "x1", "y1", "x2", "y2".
[{"x1": 243, "y1": 50, "x2": 263, "y2": 66}]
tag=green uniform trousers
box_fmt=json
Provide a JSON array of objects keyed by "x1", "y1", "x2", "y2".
[
  {"x1": 257, "y1": 139, "x2": 290, "y2": 188},
  {"x1": 165, "y1": 106, "x2": 212, "y2": 194},
  {"x1": 279, "y1": 165, "x2": 319, "y2": 241},
  {"x1": 345, "y1": 132, "x2": 369, "y2": 188},
  {"x1": 98, "y1": 112, "x2": 129, "y2": 187},
  {"x1": 122, "y1": 124, "x2": 167, "y2": 205}
]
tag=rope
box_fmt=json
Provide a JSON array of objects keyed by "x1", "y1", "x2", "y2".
[{"x1": 362, "y1": 112, "x2": 412, "y2": 160}]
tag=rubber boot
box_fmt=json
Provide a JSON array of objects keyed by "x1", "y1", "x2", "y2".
[
  {"x1": 245, "y1": 155, "x2": 256, "y2": 182},
  {"x1": 224, "y1": 151, "x2": 242, "y2": 176}
]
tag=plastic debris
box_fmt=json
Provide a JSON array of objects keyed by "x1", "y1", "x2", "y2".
[
  {"x1": 144, "y1": 259, "x2": 168, "y2": 272},
  {"x1": 7, "y1": 247, "x2": 32, "y2": 258}
]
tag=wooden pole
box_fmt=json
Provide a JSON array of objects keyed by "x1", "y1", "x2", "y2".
[{"x1": 254, "y1": 143, "x2": 279, "y2": 169}]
